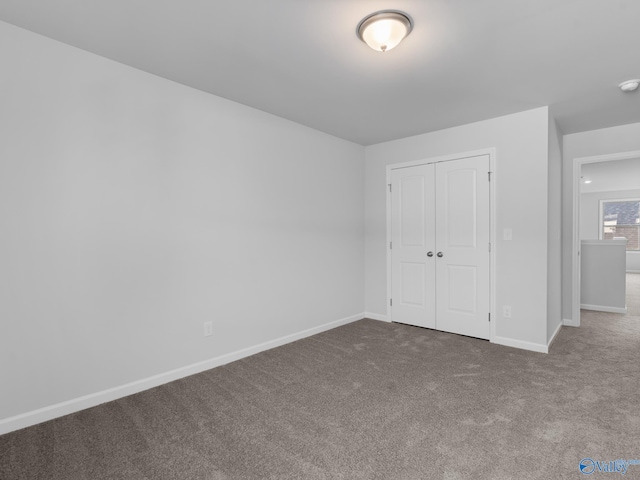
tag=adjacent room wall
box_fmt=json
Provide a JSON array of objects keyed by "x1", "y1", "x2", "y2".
[
  {"x1": 0, "y1": 21, "x2": 365, "y2": 428},
  {"x1": 580, "y1": 240, "x2": 627, "y2": 310},
  {"x1": 547, "y1": 113, "x2": 563, "y2": 343},
  {"x1": 580, "y1": 188, "x2": 640, "y2": 272},
  {"x1": 365, "y1": 107, "x2": 550, "y2": 350},
  {"x1": 562, "y1": 122, "x2": 640, "y2": 322}
]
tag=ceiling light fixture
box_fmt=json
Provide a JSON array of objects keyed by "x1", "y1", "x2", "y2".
[
  {"x1": 619, "y1": 79, "x2": 640, "y2": 92},
  {"x1": 356, "y1": 10, "x2": 413, "y2": 52},
  {"x1": 584, "y1": 179, "x2": 592, "y2": 184}
]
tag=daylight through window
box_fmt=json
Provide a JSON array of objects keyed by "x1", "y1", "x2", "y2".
[{"x1": 601, "y1": 199, "x2": 640, "y2": 251}]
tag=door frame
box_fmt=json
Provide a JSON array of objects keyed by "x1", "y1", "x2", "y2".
[
  {"x1": 569, "y1": 149, "x2": 640, "y2": 327},
  {"x1": 386, "y1": 148, "x2": 497, "y2": 343}
]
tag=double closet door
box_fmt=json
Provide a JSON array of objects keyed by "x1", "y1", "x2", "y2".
[{"x1": 390, "y1": 154, "x2": 490, "y2": 340}]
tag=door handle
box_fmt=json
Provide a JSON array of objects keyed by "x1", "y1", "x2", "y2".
[
  {"x1": 437, "y1": 252, "x2": 444, "y2": 257},
  {"x1": 427, "y1": 251, "x2": 434, "y2": 257}
]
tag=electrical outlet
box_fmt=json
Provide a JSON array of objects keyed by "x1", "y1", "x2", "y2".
[
  {"x1": 203, "y1": 321, "x2": 213, "y2": 337},
  {"x1": 503, "y1": 306, "x2": 512, "y2": 318}
]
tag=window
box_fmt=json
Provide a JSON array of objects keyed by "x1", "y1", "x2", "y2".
[{"x1": 600, "y1": 199, "x2": 640, "y2": 251}]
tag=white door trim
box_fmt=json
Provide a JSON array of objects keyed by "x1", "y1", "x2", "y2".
[
  {"x1": 386, "y1": 148, "x2": 496, "y2": 343},
  {"x1": 570, "y1": 149, "x2": 640, "y2": 328}
]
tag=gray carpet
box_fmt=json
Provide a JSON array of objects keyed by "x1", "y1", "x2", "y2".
[{"x1": 2, "y1": 277, "x2": 640, "y2": 479}]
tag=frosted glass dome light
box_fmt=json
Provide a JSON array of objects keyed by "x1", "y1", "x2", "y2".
[
  {"x1": 357, "y1": 10, "x2": 413, "y2": 52},
  {"x1": 619, "y1": 79, "x2": 640, "y2": 92}
]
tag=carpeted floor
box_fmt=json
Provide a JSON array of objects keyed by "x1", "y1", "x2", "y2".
[{"x1": 1, "y1": 276, "x2": 640, "y2": 479}]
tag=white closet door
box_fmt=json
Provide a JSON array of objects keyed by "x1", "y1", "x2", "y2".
[
  {"x1": 390, "y1": 164, "x2": 436, "y2": 329},
  {"x1": 435, "y1": 155, "x2": 490, "y2": 340}
]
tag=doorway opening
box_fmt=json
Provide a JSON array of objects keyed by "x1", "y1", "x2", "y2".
[{"x1": 571, "y1": 151, "x2": 640, "y2": 327}]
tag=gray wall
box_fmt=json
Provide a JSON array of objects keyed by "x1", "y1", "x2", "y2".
[
  {"x1": 365, "y1": 107, "x2": 551, "y2": 349},
  {"x1": 580, "y1": 240, "x2": 627, "y2": 310},
  {"x1": 0, "y1": 21, "x2": 365, "y2": 423},
  {"x1": 562, "y1": 122, "x2": 640, "y2": 321},
  {"x1": 547, "y1": 113, "x2": 563, "y2": 342}
]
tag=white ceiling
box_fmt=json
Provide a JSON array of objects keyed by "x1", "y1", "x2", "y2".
[
  {"x1": 1, "y1": 0, "x2": 639, "y2": 145},
  {"x1": 581, "y1": 158, "x2": 640, "y2": 193}
]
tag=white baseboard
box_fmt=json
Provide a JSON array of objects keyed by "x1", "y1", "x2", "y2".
[
  {"x1": 0, "y1": 312, "x2": 364, "y2": 436},
  {"x1": 547, "y1": 322, "x2": 563, "y2": 349},
  {"x1": 626, "y1": 270, "x2": 640, "y2": 274},
  {"x1": 580, "y1": 304, "x2": 627, "y2": 314},
  {"x1": 364, "y1": 312, "x2": 388, "y2": 322},
  {"x1": 492, "y1": 336, "x2": 548, "y2": 354},
  {"x1": 563, "y1": 318, "x2": 580, "y2": 327}
]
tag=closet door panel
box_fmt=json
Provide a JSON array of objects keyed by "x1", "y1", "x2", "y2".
[
  {"x1": 435, "y1": 155, "x2": 490, "y2": 340},
  {"x1": 390, "y1": 165, "x2": 436, "y2": 328}
]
